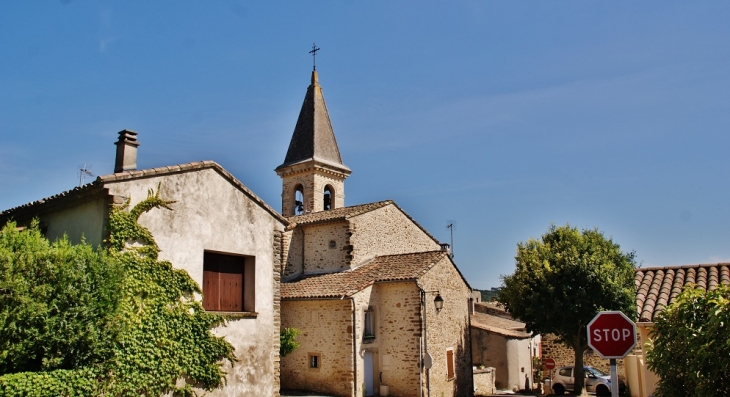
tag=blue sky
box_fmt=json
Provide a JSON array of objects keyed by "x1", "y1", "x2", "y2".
[{"x1": 2, "y1": 1, "x2": 729, "y2": 289}]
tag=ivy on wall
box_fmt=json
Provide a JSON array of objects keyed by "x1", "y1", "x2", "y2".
[{"x1": 0, "y1": 187, "x2": 235, "y2": 397}]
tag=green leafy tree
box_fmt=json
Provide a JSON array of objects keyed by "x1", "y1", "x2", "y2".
[
  {"x1": 0, "y1": 220, "x2": 123, "y2": 375},
  {"x1": 498, "y1": 224, "x2": 636, "y2": 395},
  {"x1": 647, "y1": 285, "x2": 730, "y2": 397},
  {"x1": 0, "y1": 187, "x2": 235, "y2": 396}
]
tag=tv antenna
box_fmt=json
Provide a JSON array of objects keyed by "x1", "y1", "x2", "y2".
[
  {"x1": 446, "y1": 222, "x2": 455, "y2": 258},
  {"x1": 78, "y1": 164, "x2": 94, "y2": 186}
]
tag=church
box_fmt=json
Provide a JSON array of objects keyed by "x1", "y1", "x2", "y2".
[
  {"x1": 0, "y1": 69, "x2": 475, "y2": 397},
  {"x1": 277, "y1": 70, "x2": 473, "y2": 397}
]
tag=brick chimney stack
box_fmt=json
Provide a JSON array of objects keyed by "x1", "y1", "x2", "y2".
[{"x1": 114, "y1": 129, "x2": 139, "y2": 173}]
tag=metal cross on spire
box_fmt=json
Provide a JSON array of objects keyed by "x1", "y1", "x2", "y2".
[{"x1": 309, "y1": 43, "x2": 320, "y2": 71}]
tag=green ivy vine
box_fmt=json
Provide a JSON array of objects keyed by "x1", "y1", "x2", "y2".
[{"x1": 0, "y1": 186, "x2": 235, "y2": 396}]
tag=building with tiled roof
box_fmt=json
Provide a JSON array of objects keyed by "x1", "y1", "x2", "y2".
[
  {"x1": 635, "y1": 263, "x2": 730, "y2": 323},
  {"x1": 277, "y1": 70, "x2": 474, "y2": 397},
  {"x1": 622, "y1": 263, "x2": 730, "y2": 397},
  {"x1": 470, "y1": 304, "x2": 539, "y2": 392},
  {"x1": 282, "y1": 251, "x2": 449, "y2": 299},
  {"x1": 0, "y1": 130, "x2": 288, "y2": 396},
  {"x1": 537, "y1": 263, "x2": 730, "y2": 397},
  {"x1": 2, "y1": 68, "x2": 476, "y2": 397}
]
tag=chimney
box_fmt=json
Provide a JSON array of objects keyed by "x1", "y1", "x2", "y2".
[
  {"x1": 114, "y1": 129, "x2": 139, "y2": 173},
  {"x1": 440, "y1": 243, "x2": 451, "y2": 255}
]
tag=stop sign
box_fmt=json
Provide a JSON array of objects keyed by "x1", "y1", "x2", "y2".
[{"x1": 587, "y1": 311, "x2": 637, "y2": 359}]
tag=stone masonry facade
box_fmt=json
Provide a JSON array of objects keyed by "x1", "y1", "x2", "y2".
[
  {"x1": 279, "y1": 165, "x2": 346, "y2": 216},
  {"x1": 420, "y1": 257, "x2": 474, "y2": 397},
  {"x1": 541, "y1": 334, "x2": 628, "y2": 376},
  {"x1": 349, "y1": 205, "x2": 440, "y2": 266},
  {"x1": 281, "y1": 299, "x2": 355, "y2": 396},
  {"x1": 353, "y1": 282, "x2": 422, "y2": 397}
]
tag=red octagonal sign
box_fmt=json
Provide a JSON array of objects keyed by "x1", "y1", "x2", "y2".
[{"x1": 587, "y1": 311, "x2": 637, "y2": 359}]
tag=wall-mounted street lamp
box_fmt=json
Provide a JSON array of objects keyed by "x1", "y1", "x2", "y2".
[{"x1": 433, "y1": 293, "x2": 444, "y2": 313}]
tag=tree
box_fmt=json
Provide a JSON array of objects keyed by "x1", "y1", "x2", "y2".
[
  {"x1": 647, "y1": 285, "x2": 730, "y2": 397},
  {"x1": 0, "y1": 220, "x2": 123, "y2": 374},
  {"x1": 498, "y1": 224, "x2": 636, "y2": 395},
  {"x1": 0, "y1": 187, "x2": 235, "y2": 396}
]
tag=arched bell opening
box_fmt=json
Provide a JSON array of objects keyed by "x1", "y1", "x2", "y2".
[
  {"x1": 294, "y1": 184, "x2": 305, "y2": 215},
  {"x1": 323, "y1": 185, "x2": 335, "y2": 211}
]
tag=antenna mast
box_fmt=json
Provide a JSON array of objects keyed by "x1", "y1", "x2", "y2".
[
  {"x1": 446, "y1": 222, "x2": 455, "y2": 258},
  {"x1": 78, "y1": 164, "x2": 94, "y2": 186}
]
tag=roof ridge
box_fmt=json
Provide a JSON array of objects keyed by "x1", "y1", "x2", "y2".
[
  {"x1": 636, "y1": 262, "x2": 730, "y2": 272},
  {"x1": 1, "y1": 160, "x2": 288, "y2": 225}
]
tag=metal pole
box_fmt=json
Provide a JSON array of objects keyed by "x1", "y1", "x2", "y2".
[
  {"x1": 422, "y1": 290, "x2": 430, "y2": 397},
  {"x1": 610, "y1": 358, "x2": 618, "y2": 397}
]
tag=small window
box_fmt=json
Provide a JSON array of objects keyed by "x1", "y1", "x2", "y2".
[
  {"x1": 559, "y1": 368, "x2": 572, "y2": 377},
  {"x1": 446, "y1": 348, "x2": 455, "y2": 380},
  {"x1": 364, "y1": 308, "x2": 375, "y2": 341},
  {"x1": 203, "y1": 251, "x2": 255, "y2": 312},
  {"x1": 329, "y1": 240, "x2": 336, "y2": 249},
  {"x1": 308, "y1": 353, "x2": 320, "y2": 369}
]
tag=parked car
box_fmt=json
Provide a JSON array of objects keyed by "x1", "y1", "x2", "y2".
[{"x1": 551, "y1": 366, "x2": 625, "y2": 396}]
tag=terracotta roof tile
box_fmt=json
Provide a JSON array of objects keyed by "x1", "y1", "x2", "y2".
[
  {"x1": 285, "y1": 200, "x2": 441, "y2": 247},
  {"x1": 471, "y1": 312, "x2": 531, "y2": 339},
  {"x1": 285, "y1": 200, "x2": 393, "y2": 227},
  {"x1": 281, "y1": 250, "x2": 448, "y2": 299},
  {"x1": 635, "y1": 263, "x2": 730, "y2": 322}
]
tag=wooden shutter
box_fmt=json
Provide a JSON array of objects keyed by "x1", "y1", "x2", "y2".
[
  {"x1": 219, "y1": 255, "x2": 243, "y2": 311},
  {"x1": 202, "y1": 256, "x2": 220, "y2": 311},
  {"x1": 446, "y1": 349, "x2": 455, "y2": 380},
  {"x1": 203, "y1": 252, "x2": 245, "y2": 311}
]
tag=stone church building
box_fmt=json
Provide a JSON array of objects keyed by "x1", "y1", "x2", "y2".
[
  {"x1": 277, "y1": 70, "x2": 473, "y2": 397},
  {"x1": 0, "y1": 69, "x2": 474, "y2": 397}
]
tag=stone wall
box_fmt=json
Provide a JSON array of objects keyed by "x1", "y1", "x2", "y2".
[
  {"x1": 541, "y1": 334, "x2": 628, "y2": 376},
  {"x1": 353, "y1": 282, "x2": 423, "y2": 397},
  {"x1": 471, "y1": 329, "x2": 508, "y2": 388},
  {"x1": 420, "y1": 256, "x2": 474, "y2": 397},
  {"x1": 349, "y1": 204, "x2": 440, "y2": 266},
  {"x1": 300, "y1": 221, "x2": 350, "y2": 275},
  {"x1": 473, "y1": 367, "x2": 496, "y2": 396},
  {"x1": 280, "y1": 299, "x2": 354, "y2": 397},
  {"x1": 272, "y1": 230, "x2": 283, "y2": 396},
  {"x1": 283, "y1": 228, "x2": 302, "y2": 280},
  {"x1": 279, "y1": 167, "x2": 346, "y2": 216}
]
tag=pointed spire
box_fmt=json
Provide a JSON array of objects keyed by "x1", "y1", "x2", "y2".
[{"x1": 276, "y1": 70, "x2": 350, "y2": 173}]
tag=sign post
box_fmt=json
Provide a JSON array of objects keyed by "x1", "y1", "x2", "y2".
[
  {"x1": 587, "y1": 311, "x2": 637, "y2": 397},
  {"x1": 543, "y1": 358, "x2": 556, "y2": 394}
]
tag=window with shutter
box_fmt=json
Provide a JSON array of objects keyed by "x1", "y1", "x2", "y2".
[{"x1": 203, "y1": 251, "x2": 255, "y2": 312}]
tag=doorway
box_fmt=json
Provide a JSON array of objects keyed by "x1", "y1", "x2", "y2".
[{"x1": 364, "y1": 351, "x2": 374, "y2": 396}]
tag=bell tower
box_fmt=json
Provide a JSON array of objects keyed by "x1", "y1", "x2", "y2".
[{"x1": 275, "y1": 69, "x2": 351, "y2": 216}]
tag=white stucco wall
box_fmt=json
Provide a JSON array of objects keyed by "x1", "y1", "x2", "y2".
[
  {"x1": 505, "y1": 337, "x2": 535, "y2": 392},
  {"x1": 42, "y1": 196, "x2": 107, "y2": 247},
  {"x1": 104, "y1": 167, "x2": 285, "y2": 397}
]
